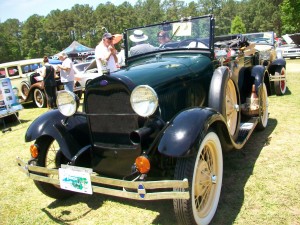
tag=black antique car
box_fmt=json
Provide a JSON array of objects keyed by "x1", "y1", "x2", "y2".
[{"x1": 17, "y1": 15, "x2": 273, "y2": 225}]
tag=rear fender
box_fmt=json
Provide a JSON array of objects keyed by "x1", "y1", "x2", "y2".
[
  {"x1": 25, "y1": 110, "x2": 89, "y2": 160},
  {"x1": 268, "y1": 58, "x2": 286, "y2": 75},
  {"x1": 157, "y1": 108, "x2": 227, "y2": 157}
]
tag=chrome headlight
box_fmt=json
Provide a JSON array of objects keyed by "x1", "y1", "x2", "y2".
[
  {"x1": 130, "y1": 85, "x2": 158, "y2": 117},
  {"x1": 56, "y1": 90, "x2": 79, "y2": 116}
]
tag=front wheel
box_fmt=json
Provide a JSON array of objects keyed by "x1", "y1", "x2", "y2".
[
  {"x1": 33, "y1": 88, "x2": 46, "y2": 108},
  {"x1": 32, "y1": 137, "x2": 74, "y2": 199},
  {"x1": 274, "y1": 66, "x2": 286, "y2": 96},
  {"x1": 174, "y1": 131, "x2": 223, "y2": 225}
]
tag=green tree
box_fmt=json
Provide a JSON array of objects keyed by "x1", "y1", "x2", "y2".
[
  {"x1": 230, "y1": 15, "x2": 246, "y2": 34},
  {"x1": 21, "y1": 15, "x2": 45, "y2": 58},
  {"x1": 0, "y1": 19, "x2": 23, "y2": 62},
  {"x1": 70, "y1": 4, "x2": 96, "y2": 47},
  {"x1": 280, "y1": 0, "x2": 300, "y2": 33}
]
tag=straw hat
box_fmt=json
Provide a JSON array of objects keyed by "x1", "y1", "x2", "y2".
[{"x1": 129, "y1": 30, "x2": 148, "y2": 42}]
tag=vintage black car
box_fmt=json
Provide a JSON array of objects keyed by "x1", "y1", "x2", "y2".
[{"x1": 17, "y1": 15, "x2": 273, "y2": 225}]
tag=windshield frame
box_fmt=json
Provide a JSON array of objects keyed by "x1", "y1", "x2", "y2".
[{"x1": 242, "y1": 31, "x2": 275, "y2": 46}]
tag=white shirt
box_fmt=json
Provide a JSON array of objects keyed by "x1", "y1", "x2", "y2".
[
  {"x1": 117, "y1": 49, "x2": 125, "y2": 66},
  {"x1": 95, "y1": 42, "x2": 117, "y2": 75},
  {"x1": 60, "y1": 57, "x2": 74, "y2": 82}
]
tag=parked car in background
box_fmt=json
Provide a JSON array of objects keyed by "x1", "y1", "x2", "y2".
[
  {"x1": 277, "y1": 33, "x2": 300, "y2": 59},
  {"x1": 85, "y1": 55, "x2": 95, "y2": 62},
  {"x1": 74, "y1": 60, "x2": 100, "y2": 89},
  {"x1": 0, "y1": 59, "x2": 43, "y2": 98},
  {"x1": 242, "y1": 31, "x2": 287, "y2": 96},
  {"x1": 18, "y1": 15, "x2": 272, "y2": 225},
  {"x1": 20, "y1": 60, "x2": 83, "y2": 108}
]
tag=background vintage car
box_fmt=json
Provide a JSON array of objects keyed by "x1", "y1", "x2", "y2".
[
  {"x1": 242, "y1": 31, "x2": 287, "y2": 96},
  {"x1": 20, "y1": 59, "x2": 83, "y2": 108},
  {"x1": 17, "y1": 15, "x2": 276, "y2": 225}
]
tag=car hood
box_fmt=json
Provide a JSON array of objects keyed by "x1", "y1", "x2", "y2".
[
  {"x1": 282, "y1": 34, "x2": 300, "y2": 45},
  {"x1": 289, "y1": 33, "x2": 300, "y2": 45},
  {"x1": 114, "y1": 53, "x2": 212, "y2": 88}
]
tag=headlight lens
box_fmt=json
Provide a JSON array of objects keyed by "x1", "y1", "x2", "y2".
[
  {"x1": 130, "y1": 85, "x2": 158, "y2": 117},
  {"x1": 56, "y1": 90, "x2": 78, "y2": 116}
]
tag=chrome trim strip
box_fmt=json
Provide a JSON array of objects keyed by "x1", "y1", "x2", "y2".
[{"x1": 16, "y1": 157, "x2": 190, "y2": 200}]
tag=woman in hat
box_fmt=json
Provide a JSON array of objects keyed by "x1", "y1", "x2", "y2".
[{"x1": 129, "y1": 30, "x2": 157, "y2": 56}]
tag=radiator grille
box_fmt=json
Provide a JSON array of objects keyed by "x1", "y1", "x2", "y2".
[{"x1": 86, "y1": 84, "x2": 139, "y2": 146}]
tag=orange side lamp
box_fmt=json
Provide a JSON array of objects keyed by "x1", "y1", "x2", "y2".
[
  {"x1": 135, "y1": 156, "x2": 150, "y2": 174},
  {"x1": 30, "y1": 144, "x2": 39, "y2": 158}
]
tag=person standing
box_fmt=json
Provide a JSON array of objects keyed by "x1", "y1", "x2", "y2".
[
  {"x1": 95, "y1": 33, "x2": 118, "y2": 75},
  {"x1": 57, "y1": 52, "x2": 75, "y2": 92},
  {"x1": 41, "y1": 56, "x2": 57, "y2": 109}
]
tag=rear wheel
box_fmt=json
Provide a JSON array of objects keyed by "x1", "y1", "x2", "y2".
[
  {"x1": 20, "y1": 81, "x2": 30, "y2": 100},
  {"x1": 257, "y1": 83, "x2": 269, "y2": 130},
  {"x1": 33, "y1": 137, "x2": 74, "y2": 199},
  {"x1": 174, "y1": 131, "x2": 223, "y2": 225},
  {"x1": 274, "y1": 66, "x2": 286, "y2": 96},
  {"x1": 33, "y1": 88, "x2": 46, "y2": 108}
]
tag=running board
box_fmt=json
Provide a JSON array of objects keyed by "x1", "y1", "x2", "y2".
[{"x1": 236, "y1": 117, "x2": 259, "y2": 145}]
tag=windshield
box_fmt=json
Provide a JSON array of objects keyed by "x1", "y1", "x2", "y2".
[
  {"x1": 243, "y1": 32, "x2": 274, "y2": 45},
  {"x1": 124, "y1": 16, "x2": 213, "y2": 58}
]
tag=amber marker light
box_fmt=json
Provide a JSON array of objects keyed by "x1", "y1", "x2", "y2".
[
  {"x1": 30, "y1": 144, "x2": 39, "y2": 158},
  {"x1": 135, "y1": 156, "x2": 150, "y2": 174}
]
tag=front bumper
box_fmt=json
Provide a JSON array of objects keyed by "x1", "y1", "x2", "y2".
[{"x1": 16, "y1": 157, "x2": 189, "y2": 200}]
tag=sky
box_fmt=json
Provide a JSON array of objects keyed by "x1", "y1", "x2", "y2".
[{"x1": 0, "y1": 0, "x2": 139, "y2": 22}]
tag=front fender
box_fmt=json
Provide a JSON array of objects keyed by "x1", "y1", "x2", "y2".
[
  {"x1": 251, "y1": 65, "x2": 266, "y2": 91},
  {"x1": 157, "y1": 108, "x2": 226, "y2": 157},
  {"x1": 25, "y1": 110, "x2": 89, "y2": 160}
]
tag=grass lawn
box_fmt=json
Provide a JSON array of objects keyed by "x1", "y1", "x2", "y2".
[{"x1": 0, "y1": 59, "x2": 299, "y2": 225}]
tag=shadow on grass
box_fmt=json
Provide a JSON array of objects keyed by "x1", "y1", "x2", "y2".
[
  {"x1": 41, "y1": 118, "x2": 277, "y2": 225},
  {"x1": 43, "y1": 192, "x2": 176, "y2": 224},
  {"x1": 211, "y1": 117, "x2": 277, "y2": 225}
]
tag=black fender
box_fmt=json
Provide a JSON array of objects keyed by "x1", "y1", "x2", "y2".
[
  {"x1": 268, "y1": 58, "x2": 286, "y2": 75},
  {"x1": 157, "y1": 107, "x2": 228, "y2": 157},
  {"x1": 208, "y1": 66, "x2": 241, "y2": 140},
  {"x1": 251, "y1": 65, "x2": 266, "y2": 93},
  {"x1": 25, "y1": 110, "x2": 89, "y2": 160}
]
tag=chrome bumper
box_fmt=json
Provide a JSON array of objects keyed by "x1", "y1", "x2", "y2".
[
  {"x1": 16, "y1": 157, "x2": 190, "y2": 200},
  {"x1": 269, "y1": 73, "x2": 287, "y2": 82}
]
